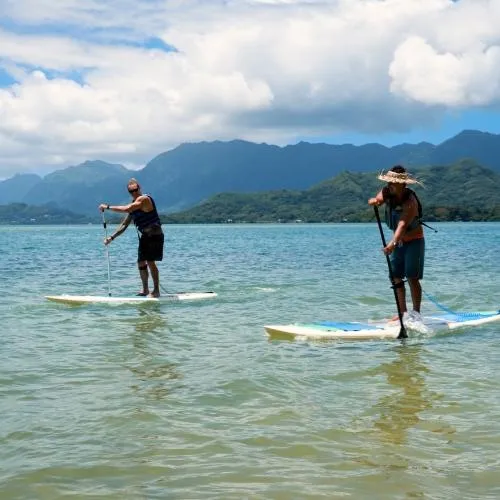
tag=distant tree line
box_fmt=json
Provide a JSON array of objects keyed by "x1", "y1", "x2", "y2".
[{"x1": 0, "y1": 203, "x2": 92, "y2": 224}]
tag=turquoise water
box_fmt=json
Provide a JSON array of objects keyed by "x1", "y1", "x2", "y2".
[{"x1": 1, "y1": 223, "x2": 499, "y2": 499}]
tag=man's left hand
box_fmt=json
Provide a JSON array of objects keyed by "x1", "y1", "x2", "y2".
[{"x1": 383, "y1": 245, "x2": 394, "y2": 255}]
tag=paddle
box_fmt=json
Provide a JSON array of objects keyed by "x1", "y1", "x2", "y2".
[
  {"x1": 373, "y1": 205, "x2": 407, "y2": 339},
  {"x1": 101, "y1": 211, "x2": 112, "y2": 296}
]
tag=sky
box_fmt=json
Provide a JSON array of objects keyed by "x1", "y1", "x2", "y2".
[{"x1": 1, "y1": 0, "x2": 500, "y2": 178}]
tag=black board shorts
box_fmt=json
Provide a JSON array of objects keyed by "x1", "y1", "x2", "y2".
[{"x1": 138, "y1": 233, "x2": 164, "y2": 262}]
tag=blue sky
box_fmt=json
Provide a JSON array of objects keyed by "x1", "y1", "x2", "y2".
[
  {"x1": 0, "y1": 68, "x2": 16, "y2": 87},
  {"x1": 1, "y1": 0, "x2": 500, "y2": 177},
  {"x1": 299, "y1": 110, "x2": 500, "y2": 147}
]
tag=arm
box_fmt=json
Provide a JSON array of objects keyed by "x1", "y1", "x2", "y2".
[
  {"x1": 368, "y1": 188, "x2": 386, "y2": 206},
  {"x1": 383, "y1": 196, "x2": 418, "y2": 254},
  {"x1": 99, "y1": 195, "x2": 149, "y2": 214},
  {"x1": 104, "y1": 214, "x2": 132, "y2": 245},
  {"x1": 390, "y1": 219, "x2": 408, "y2": 248}
]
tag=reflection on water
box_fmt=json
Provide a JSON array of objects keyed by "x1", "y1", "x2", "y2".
[
  {"x1": 355, "y1": 344, "x2": 450, "y2": 498},
  {"x1": 353, "y1": 344, "x2": 442, "y2": 498},
  {"x1": 128, "y1": 308, "x2": 182, "y2": 400},
  {"x1": 372, "y1": 343, "x2": 434, "y2": 446},
  {"x1": 133, "y1": 305, "x2": 170, "y2": 335},
  {"x1": 129, "y1": 362, "x2": 182, "y2": 401}
]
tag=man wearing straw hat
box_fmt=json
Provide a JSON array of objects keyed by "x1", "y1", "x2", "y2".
[{"x1": 368, "y1": 165, "x2": 425, "y2": 325}]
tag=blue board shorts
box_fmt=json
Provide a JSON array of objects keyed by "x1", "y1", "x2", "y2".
[{"x1": 390, "y1": 238, "x2": 425, "y2": 280}]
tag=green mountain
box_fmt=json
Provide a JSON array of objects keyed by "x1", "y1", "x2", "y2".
[
  {"x1": 22, "y1": 161, "x2": 132, "y2": 214},
  {"x1": 431, "y1": 130, "x2": 500, "y2": 168},
  {"x1": 163, "y1": 160, "x2": 500, "y2": 223},
  {"x1": 0, "y1": 203, "x2": 94, "y2": 224},
  {"x1": 3, "y1": 130, "x2": 500, "y2": 215},
  {"x1": 0, "y1": 173, "x2": 42, "y2": 203},
  {"x1": 137, "y1": 139, "x2": 436, "y2": 211},
  {"x1": 137, "y1": 130, "x2": 500, "y2": 212}
]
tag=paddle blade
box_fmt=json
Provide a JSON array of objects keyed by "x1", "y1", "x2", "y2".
[{"x1": 397, "y1": 325, "x2": 408, "y2": 339}]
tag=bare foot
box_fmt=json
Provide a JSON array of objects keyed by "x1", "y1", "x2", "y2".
[
  {"x1": 148, "y1": 291, "x2": 160, "y2": 298},
  {"x1": 388, "y1": 314, "x2": 405, "y2": 322},
  {"x1": 136, "y1": 291, "x2": 149, "y2": 296}
]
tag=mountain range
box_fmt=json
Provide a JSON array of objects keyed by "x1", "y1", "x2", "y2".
[
  {"x1": 2, "y1": 129, "x2": 500, "y2": 215},
  {"x1": 163, "y1": 159, "x2": 500, "y2": 223}
]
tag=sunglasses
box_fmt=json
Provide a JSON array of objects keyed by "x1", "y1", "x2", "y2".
[{"x1": 128, "y1": 187, "x2": 139, "y2": 194}]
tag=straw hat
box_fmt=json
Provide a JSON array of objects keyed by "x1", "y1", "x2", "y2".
[{"x1": 377, "y1": 169, "x2": 422, "y2": 185}]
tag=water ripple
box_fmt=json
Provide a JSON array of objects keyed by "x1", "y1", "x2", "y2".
[{"x1": 1, "y1": 223, "x2": 500, "y2": 499}]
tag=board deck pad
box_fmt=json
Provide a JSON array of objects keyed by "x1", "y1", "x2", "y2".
[
  {"x1": 265, "y1": 311, "x2": 500, "y2": 340},
  {"x1": 46, "y1": 291, "x2": 217, "y2": 305}
]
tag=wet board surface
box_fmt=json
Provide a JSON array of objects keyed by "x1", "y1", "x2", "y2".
[
  {"x1": 45, "y1": 292, "x2": 217, "y2": 305},
  {"x1": 264, "y1": 311, "x2": 500, "y2": 340}
]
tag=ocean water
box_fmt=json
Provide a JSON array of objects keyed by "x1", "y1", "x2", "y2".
[{"x1": 1, "y1": 222, "x2": 499, "y2": 499}]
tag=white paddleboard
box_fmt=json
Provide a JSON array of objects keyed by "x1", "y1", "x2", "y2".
[
  {"x1": 265, "y1": 311, "x2": 500, "y2": 340},
  {"x1": 46, "y1": 291, "x2": 217, "y2": 305}
]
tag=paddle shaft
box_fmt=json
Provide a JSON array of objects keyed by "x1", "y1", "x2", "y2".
[
  {"x1": 101, "y1": 211, "x2": 112, "y2": 296},
  {"x1": 373, "y1": 205, "x2": 407, "y2": 339}
]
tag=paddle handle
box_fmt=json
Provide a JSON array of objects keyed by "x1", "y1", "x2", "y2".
[
  {"x1": 373, "y1": 205, "x2": 407, "y2": 339},
  {"x1": 101, "y1": 211, "x2": 112, "y2": 296}
]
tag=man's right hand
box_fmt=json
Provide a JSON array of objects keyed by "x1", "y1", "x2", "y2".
[{"x1": 104, "y1": 236, "x2": 113, "y2": 245}]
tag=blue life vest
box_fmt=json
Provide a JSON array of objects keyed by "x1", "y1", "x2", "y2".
[
  {"x1": 384, "y1": 188, "x2": 422, "y2": 231},
  {"x1": 130, "y1": 195, "x2": 162, "y2": 233}
]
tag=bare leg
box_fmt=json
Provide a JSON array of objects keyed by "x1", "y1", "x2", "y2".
[
  {"x1": 408, "y1": 278, "x2": 422, "y2": 313},
  {"x1": 148, "y1": 261, "x2": 160, "y2": 297},
  {"x1": 138, "y1": 262, "x2": 149, "y2": 295}
]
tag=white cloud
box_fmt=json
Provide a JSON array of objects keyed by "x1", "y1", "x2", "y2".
[
  {"x1": 1, "y1": 0, "x2": 500, "y2": 177},
  {"x1": 390, "y1": 36, "x2": 500, "y2": 107},
  {"x1": 0, "y1": 0, "x2": 168, "y2": 38}
]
